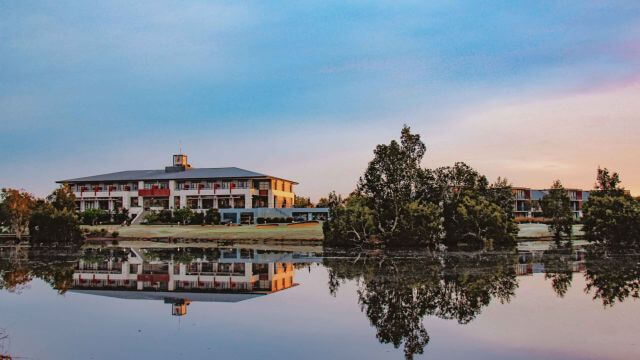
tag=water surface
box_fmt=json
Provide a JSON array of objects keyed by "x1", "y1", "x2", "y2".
[{"x1": 1, "y1": 245, "x2": 638, "y2": 359}]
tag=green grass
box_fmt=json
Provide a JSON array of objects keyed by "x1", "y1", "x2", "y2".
[
  {"x1": 82, "y1": 223, "x2": 324, "y2": 240},
  {"x1": 82, "y1": 222, "x2": 580, "y2": 242}
]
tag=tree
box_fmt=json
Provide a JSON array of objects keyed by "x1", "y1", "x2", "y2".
[
  {"x1": 0, "y1": 188, "x2": 35, "y2": 238},
  {"x1": 174, "y1": 207, "x2": 194, "y2": 225},
  {"x1": 423, "y1": 163, "x2": 517, "y2": 249},
  {"x1": 358, "y1": 126, "x2": 426, "y2": 241},
  {"x1": 323, "y1": 127, "x2": 517, "y2": 249},
  {"x1": 205, "y1": 208, "x2": 221, "y2": 225},
  {"x1": 595, "y1": 167, "x2": 622, "y2": 194},
  {"x1": 80, "y1": 208, "x2": 108, "y2": 226},
  {"x1": 113, "y1": 207, "x2": 130, "y2": 224},
  {"x1": 323, "y1": 192, "x2": 375, "y2": 245},
  {"x1": 316, "y1": 197, "x2": 331, "y2": 208},
  {"x1": 49, "y1": 185, "x2": 77, "y2": 212},
  {"x1": 582, "y1": 168, "x2": 640, "y2": 250},
  {"x1": 29, "y1": 201, "x2": 82, "y2": 244},
  {"x1": 294, "y1": 195, "x2": 313, "y2": 208},
  {"x1": 191, "y1": 211, "x2": 205, "y2": 225},
  {"x1": 540, "y1": 180, "x2": 574, "y2": 242}
]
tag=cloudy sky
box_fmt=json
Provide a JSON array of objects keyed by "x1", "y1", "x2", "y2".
[{"x1": 1, "y1": 1, "x2": 640, "y2": 199}]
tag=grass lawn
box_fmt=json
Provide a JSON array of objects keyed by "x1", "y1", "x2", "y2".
[
  {"x1": 81, "y1": 222, "x2": 580, "y2": 242},
  {"x1": 517, "y1": 223, "x2": 584, "y2": 239},
  {"x1": 82, "y1": 223, "x2": 324, "y2": 240}
]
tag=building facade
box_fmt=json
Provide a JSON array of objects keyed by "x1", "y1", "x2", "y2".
[
  {"x1": 57, "y1": 154, "x2": 327, "y2": 223},
  {"x1": 512, "y1": 187, "x2": 590, "y2": 219}
]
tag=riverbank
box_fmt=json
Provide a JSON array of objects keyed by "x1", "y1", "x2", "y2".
[
  {"x1": 81, "y1": 222, "x2": 325, "y2": 241},
  {"x1": 3, "y1": 223, "x2": 581, "y2": 244},
  {"x1": 517, "y1": 223, "x2": 583, "y2": 240}
]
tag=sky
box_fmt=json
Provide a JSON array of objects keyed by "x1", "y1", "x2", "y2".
[{"x1": 1, "y1": 0, "x2": 640, "y2": 200}]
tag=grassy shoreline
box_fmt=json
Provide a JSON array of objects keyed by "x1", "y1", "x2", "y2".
[{"x1": 77, "y1": 223, "x2": 582, "y2": 243}]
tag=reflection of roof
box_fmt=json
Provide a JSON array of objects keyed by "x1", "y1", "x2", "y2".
[
  {"x1": 69, "y1": 289, "x2": 266, "y2": 303},
  {"x1": 57, "y1": 167, "x2": 297, "y2": 184}
]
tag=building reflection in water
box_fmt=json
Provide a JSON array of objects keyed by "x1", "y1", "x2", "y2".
[{"x1": 70, "y1": 248, "x2": 317, "y2": 316}]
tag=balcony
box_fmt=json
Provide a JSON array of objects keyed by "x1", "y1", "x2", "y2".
[{"x1": 138, "y1": 188, "x2": 171, "y2": 197}]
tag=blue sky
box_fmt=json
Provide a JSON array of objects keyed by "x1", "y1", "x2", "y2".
[{"x1": 2, "y1": 1, "x2": 640, "y2": 199}]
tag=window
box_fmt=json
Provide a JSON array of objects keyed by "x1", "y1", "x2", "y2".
[
  {"x1": 218, "y1": 198, "x2": 231, "y2": 209},
  {"x1": 236, "y1": 180, "x2": 248, "y2": 189},
  {"x1": 130, "y1": 197, "x2": 139, "y2": 207},
  {"x1": 258, "y1": 181, "x2": 270, "y2": 190},
  {"x1": 202, "y1": 198, "x2": 214, "y2": 209},
  {"x1": 187, "y1": 197, "x2": 199, "y2": 209}
]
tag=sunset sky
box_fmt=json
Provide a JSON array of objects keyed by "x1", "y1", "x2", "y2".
[{"x1": 1, "y1": 1, "x2": 640, "y2": 200}]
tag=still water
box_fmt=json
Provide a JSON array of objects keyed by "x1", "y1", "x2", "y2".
[{"x1": 1, "y1": 245, "x2": 639, "y2": 360}]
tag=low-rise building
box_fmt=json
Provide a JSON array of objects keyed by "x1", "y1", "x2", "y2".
[
  {"x1": 57, "y1": 154, "x2": 328, "y2": 223},
  {"x1": 512, "y1": 187, "x2": 590, "y2": 219}
]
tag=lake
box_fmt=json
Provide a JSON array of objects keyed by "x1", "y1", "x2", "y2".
[{"x1": 1, "y1": 245, "x2": 639, "y2": 359}]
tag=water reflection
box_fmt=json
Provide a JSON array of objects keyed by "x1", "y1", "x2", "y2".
[
  {"x1": 1, "y1": 245, "x2": 639, "y2": 359},
  {"x1": 71, "y1": 247, "x2": 311, "y2": 316},
  {"x1": 325, "y1": 253, "x2": 519, "y2": 359}
]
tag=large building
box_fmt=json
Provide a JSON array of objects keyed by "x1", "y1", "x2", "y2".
[
  {"x1": 57, "y1": 154, "x2": 327, "y2": 224},
  {"x1": 512, "y1": 187, "x2": 590, "y2": 219}
]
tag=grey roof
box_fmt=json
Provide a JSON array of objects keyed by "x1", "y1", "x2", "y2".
[{"x1": 57, "y1": 167, "x2": 297, "y2": 183}]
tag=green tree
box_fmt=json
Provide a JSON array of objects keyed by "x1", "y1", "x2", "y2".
[
  {"x1": 174, "y1": 207, "x2": 194, "y2": 225},
  {"x1": 582, "y1": 168, "x2": 640, "y2": 250},
  {"x1": 205, "y1": 208, "x2": 221, "y2": 225},
  {"x1": 29, "y1": 201, "x2": 82, "y2": 244},
  {"x1": 49, "y1": 185, "x2": 77, "y2": 212},
  {"x1": 294, "y1": 195, "x2": 313, "y2": 208},
  {"x1": 0, "y1": 188, "x2": 35, "y2": 238},
  {"x1": 423, "y1": 163, "x2": 517, "y2": 249},
  {"x1": 323, "y1": 192, "x2": 375, "y2": 245},
  {"x1": 540, "y1": 180, "x2": 574, "y2": 242},
  {"x1": 80, "y1": 208, "x2": 108, "y2": 226},
  {"x1": 191, "y1": 211, "x2": 205, "y2": 225},
  {"x1": 316, "y1": 197, "x2": 331, "y2": 208},
  {"x1": 358, "y1": 126, "x2": 426, "y2": 241}
]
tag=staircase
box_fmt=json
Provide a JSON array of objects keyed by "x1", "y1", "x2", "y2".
[{"x1": 131, "y1": 210, "x2": 149, "y2": 225}]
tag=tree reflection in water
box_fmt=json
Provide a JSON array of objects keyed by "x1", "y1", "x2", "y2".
[
  {"x1": 584, "y1": 255, "x2": 640, "y2": 306},
  {"x1": 2, "y1": 245, "x2": 640, "y2": 359},
  {"x1": 0, "y1": 245, "x2": 82, "y2": 294},
  {"x1": 540, "y1": 248, "x2": 640, "y2": 307},
  {"x1": 324, "y1": 252, "x2": 519, "y2": 359}
]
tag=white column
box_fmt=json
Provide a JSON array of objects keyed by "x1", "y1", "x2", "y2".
[
  {"x1": 168, "y1": 261, "x2": 175, "y2": 291},
  {"x1": 245, "y1": 193, "x2": 252, "y2": 209},
  {"x1": 169, "y1": 180, "x2": 176, "y2": 209},
  {"x1": 138, "y1": 181, "x2": 144, "y2": 209}
]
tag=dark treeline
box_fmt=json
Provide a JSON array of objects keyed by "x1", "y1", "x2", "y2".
[
  {"x1": 1, "y1": 186, "x2": 83, "y2": 244},
  {"x1": 323, "y1": 126, "x2": 518, "y2": 249},
  {"x1": 323, "y1": 126, "x2": 640, "y2": 250}
]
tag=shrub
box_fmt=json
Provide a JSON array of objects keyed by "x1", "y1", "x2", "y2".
[
  {"x1": 191, "y1": 212, "x2": 205, "y2": 225},
  {"x1": 28, "y1": 202, "x2": 82, "y2": 244},
  {"x1": 111, "y1": 231, "x2": 119, "y2": 238},
  {"x1": 205, "y1": 208, "x2": 221, "y2": 225}
]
